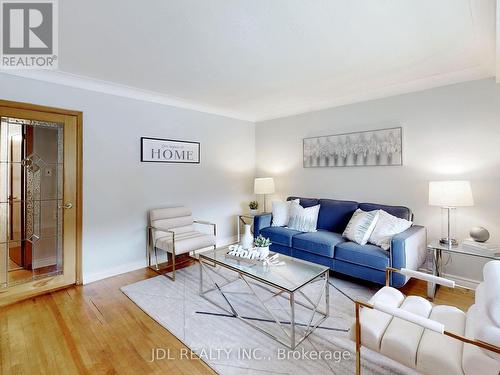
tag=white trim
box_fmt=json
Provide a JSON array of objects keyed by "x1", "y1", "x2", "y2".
[
  {"x1": 83, "y1": 259, "x2": 147, "y2": 285},
  {"x1": 32, "y1": 256, "x2": 57, "y2": 269},
  {"x1": 2, "y1": 70, "x2": 255, "y2": 122},
  {"x1": 254, "y1": 66, "x2": 493, "y2": 122},
  {"x1": 440, "y1": 272, "x2": 480, "y2": 290},
  {"x1": 419, "y1": 266, "x2": 480, "y2": 290},
  {"x1": 82, "y1": 235, "x2": 237, "y2": 285},
  {"x1": 2, "y1": 66, "x2": 493, "y2": 123}
]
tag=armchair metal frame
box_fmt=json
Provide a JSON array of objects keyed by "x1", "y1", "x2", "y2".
[
  {"x1": 354, "y1": 267, "x2": 500, "y2": 375},
  {"x1": 147, "y1": 220, "x2": 216, "y2": 281}
]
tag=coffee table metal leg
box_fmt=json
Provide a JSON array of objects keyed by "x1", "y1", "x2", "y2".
[
  {"x1": 325, "y1": 271, "x2": 330, "y2": 317},
  {"x1": 198, "y1": 258, "x2": 328, "y2": 349},
  {"x1": 290, "y1": 292, "x2": 295, "y2": 349}
]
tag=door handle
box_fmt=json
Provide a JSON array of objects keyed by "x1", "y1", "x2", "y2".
[{"x1": 59, "y1": 203, "x2": 73, "y2": 209}]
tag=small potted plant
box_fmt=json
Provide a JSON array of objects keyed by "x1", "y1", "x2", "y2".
[
  {"x1": 249, "y1": 200, "x2": 259, "y2": 215},
  {"x1": 254, "y1": 235, "x2": 271, "y2": 259}
]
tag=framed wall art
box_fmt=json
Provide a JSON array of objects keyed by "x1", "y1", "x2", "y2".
[
  {"x1": 303, "y1": 127, "x2": 402, "y2": 168},
  {"x1": 141, "y1": 137, "x2": 200, "y2": 164}
]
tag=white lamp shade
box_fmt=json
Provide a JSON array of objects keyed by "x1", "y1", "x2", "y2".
[
  {"x1": 254, "y1": 177, "x2": 275, "y2": 194},
  {"x1": 429, "y1": 180, "x2": 473, "y2": 207}
]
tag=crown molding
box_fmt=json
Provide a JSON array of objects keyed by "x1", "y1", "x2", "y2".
[
  {"x1": 2, "y1": 65, "x2": 493, "y2": 124},
  {"x1": 1, "y1": 70, "x2": 256, "y2": 122},
  {"x1": 254, "y1": 65, "x2": 493, "y2": 122}
]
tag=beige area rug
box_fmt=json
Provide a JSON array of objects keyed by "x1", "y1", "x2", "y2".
[{"x1": 121, "y1": 264, "x2": 418, "y2": 375}]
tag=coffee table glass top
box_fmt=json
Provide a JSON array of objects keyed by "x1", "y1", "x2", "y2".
[{"x1": 199, "y1": 247, "x2": 329, "y2": 292}]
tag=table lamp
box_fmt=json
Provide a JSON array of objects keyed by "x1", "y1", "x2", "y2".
[
  {"x1": 254, "y1": 177, "x2": 275, "y2": 213},
  {"x1": 429, "y1": 180, "x2": 473, "y2": 246}
]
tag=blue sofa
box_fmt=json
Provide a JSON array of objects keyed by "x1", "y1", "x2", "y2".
[{"x1": 254, "y1": 197, "x2": 427, "y2": 287}]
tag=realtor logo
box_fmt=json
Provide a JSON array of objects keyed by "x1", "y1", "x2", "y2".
[{"x1": 1, "y1": 0, "x2": 58, "y2": 68}]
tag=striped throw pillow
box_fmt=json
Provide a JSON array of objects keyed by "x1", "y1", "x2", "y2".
[
  {"x1": 287, "y1": 203, "x2": 320, "y2": 233},
  {"x1": 342, "y1": 209, "x2": 380, "y2": 245}
]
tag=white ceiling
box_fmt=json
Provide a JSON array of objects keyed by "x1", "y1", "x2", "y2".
[{"x1": 25, "y1": 0, "x2": 500, "y2": 121}]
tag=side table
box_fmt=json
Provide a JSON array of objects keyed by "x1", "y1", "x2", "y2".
[{"x1": 427, "y1": 239, "x2": 499, "y2": 299}]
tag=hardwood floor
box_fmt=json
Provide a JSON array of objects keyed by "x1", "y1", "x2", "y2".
[
  {"x1": 400, "y1": 277, "x2": 475, "y2": 312},
  {"x1": 0, "y1": 265, "x2": 475, "y2": 375},
  {"x1": 0, "y1": 267, "x2": 215, "y2": 375}
]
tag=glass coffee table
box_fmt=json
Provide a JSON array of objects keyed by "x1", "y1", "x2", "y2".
[{"x1": 199, "y1": 247, "x2": 330, "y2": 349}]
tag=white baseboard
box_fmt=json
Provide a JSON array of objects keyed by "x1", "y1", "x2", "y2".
[
  {"x1": 418, "y1": 266, "x2": 480, "y2": 290},
  {"x1": 33, "y1": 256, "x2": 57, "y2": 269},
  {"x1": 83, "y1": 259, "x2": 147, "y2": 285},
  {"x1": 82, "y1": 236, "x2": 238, "y2": 285},
  {"x1": 440, "y1": 272, "x2": 480, "y2": 290}
]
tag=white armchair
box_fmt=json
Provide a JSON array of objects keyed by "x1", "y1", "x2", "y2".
[
  {"x1": 147, "y1": 206, "x2": 216, "y2": 281},
  {"x1": 353, "y1": 261, "x2": 500, "y2": 375}
]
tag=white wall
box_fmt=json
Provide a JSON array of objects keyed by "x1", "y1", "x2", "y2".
[
  {"x1": 256, "y1": 78, "x2": 500, "y2": 283},
  {"x1": 0, "y1": 73, "x2": 255, "y2": 283}
]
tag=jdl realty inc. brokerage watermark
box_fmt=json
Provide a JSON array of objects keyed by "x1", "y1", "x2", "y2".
[
  {"x1": 148, "y1": 347, "x2": 352, "y2": 363},
  {"x1": 1, "y1": 0, "x2": 58, "y2": 69}
]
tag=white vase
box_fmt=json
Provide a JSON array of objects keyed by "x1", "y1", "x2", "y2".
[
  {"x1": 241, "y1": 224, "x2": 253, "y2": 250},
  {"x1": 249, "y1": 209, "x2": 258, "y2": 215},
  {"x1": 257, "y1": 246, "x2": 270, "y2": 259}
]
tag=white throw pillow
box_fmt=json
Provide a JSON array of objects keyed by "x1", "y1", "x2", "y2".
[
  {"x1": 368, "y1": 210, "x2": 412, "y2": 250},
  {"x1": 287, "y1": 203, "x2": 320, "y2": 232},
  {"x1": 271, "y1": 199, "x2": 299, "y2": 227},
  {"x1": 343, "y1": 209, "x2": 380, "y2": 245}
]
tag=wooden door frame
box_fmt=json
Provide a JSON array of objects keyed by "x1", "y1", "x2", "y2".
[{"x1": 0, "y1": 99, "x2": 83, "y2": 289}]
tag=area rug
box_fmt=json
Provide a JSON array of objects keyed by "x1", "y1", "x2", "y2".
[{"x1": 121, "y1": 264, "x2": 418, "y2": 375}]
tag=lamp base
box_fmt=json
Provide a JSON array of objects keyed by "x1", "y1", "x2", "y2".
[{"x1": 439, "y1": 238, "x2": 458, "y2": 247}]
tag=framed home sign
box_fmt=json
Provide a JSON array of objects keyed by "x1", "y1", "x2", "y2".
[{"x1": 141, "y1": 137, "x2": 200, "y2": 163}]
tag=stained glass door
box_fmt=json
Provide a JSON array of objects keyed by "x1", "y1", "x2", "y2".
[{"x1": 0, "y1": 104, "x2": 79, "y2": 304}]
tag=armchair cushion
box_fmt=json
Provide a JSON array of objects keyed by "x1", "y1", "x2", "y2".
[
  {"x1": 416, "y1": 305, "x2": 466, "y2": 375},
  {"x1": 335, "y1": 241, "x2": 390, "y2": 271},
  {"x1": 463, "y1": 305, "x2": 500, "y2": 375},
  {"x1": 292, "y1": 230, "x2": 344, "y2": 258},
  {"x1": 260, "y1": 226, "x2": 302, "y2": 247},
  {"x1": 150, "y1": 206, "x2": 191, "y2": 220},
  {"x1": 354, "y1": 286, "x2": 405, "y2": 351},
  {"x1": 155, "y1": 230, "x2": 215, "y2": 255},
  {"x1": 380, "y1": 296, "x2": 432, "y2": 368},
  {"x1": 150, "y1": 206, "x2": 193, "y2": 230}
]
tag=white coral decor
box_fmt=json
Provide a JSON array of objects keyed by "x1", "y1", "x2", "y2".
[{"x1": 228, "y1": 244, "x2": 269, "y2": 261}]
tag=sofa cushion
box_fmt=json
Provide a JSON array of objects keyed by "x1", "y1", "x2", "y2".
[
  {"x1": 317, "y1": 199, "x2": 358, "y2": 233},
  {"x1": 335, "y1": 241, "x2": 390, "y2": 271},
  {"x1": 358, "y1": 202, "x2": 412, "y2": 221},
  {"x1": 260, "y1": 226, "x2": 302, "y2": 247},
  {"x1": 287, "y1": 196, "x2": 319, "y2": 208},
  {"x1": 292, "y1": 230, "x2": 344, "y2": 258}
]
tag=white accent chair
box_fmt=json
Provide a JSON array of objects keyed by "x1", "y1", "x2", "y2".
[
  {"x1": 353, "y1": 261, "x2": 500, "y2": 375},
  {"x1": 147, "y1": 206, "x2": 216, "y2": 281}
]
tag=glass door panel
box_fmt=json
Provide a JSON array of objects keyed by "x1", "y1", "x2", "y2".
[{"x1": 0, "y1": 117, "x2": 63, "y2": 288}]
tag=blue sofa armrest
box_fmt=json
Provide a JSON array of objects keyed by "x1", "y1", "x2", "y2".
[
  {"x1": 253, "y1": 213, "x2": 272, "y2": 238},
  {"x1": 390, "y1": 225, "x2": 427, "y2": 287}
]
